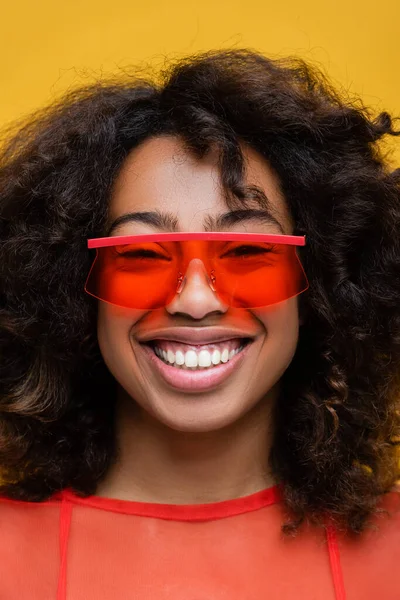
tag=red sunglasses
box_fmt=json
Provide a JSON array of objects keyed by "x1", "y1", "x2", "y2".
[{"x1": 85, "y1": 232, "x2": 309, "y2": 310}]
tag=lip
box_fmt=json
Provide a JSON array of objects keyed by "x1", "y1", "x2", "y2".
[
  {"x1": 139, "y1": 342, "x2": 252, "y2": 393},
  {"x1": 137, "y1": 326, "x2": 256, "y2": 345}
]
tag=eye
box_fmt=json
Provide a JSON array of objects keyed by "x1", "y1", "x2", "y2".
[
  {"x1": 221, "y1": 244, "x2": 277, "y2": 258},
  {"x1": 114, "y1": 245, "x2": 171, "y2": 261},
  {"x1": 118, "y1": 249, "x2": 169, "y2": 260}
]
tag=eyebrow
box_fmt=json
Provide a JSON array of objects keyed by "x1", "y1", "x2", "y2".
[
  {"x1": 107, "y1": 208, "x2": 284, "y2": 236},
  {"x1": 107, "y1": 211, "x2": 179, "y2": 235},
  {"x1": 204, "y1": 209, "x2": 284, "y2": 233}
]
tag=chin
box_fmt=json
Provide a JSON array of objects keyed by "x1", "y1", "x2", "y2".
[
  {"x1": 157, "y1": 411, "x2": 241, "y2": 434},
  {"x1": 142, "y1": 388, "x2": 270, "y2": 434}
]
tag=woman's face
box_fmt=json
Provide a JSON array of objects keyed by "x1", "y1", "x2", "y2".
[{"x1": 97, "y1": 136, "x2": 300, "y2": 432}]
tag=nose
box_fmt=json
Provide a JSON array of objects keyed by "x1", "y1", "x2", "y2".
[{"x1": 166, "y1": 258, "x2": 228, "y2": 319}]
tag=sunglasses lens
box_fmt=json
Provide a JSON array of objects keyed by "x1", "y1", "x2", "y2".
[
  {"x1": 85, "y1": 240, "x2": 308, "y2": 310},
  {"x1": 85, "y1": 242, "x2": 178, "y2": 309},
  {"x1": 213, "y1": 242, "x2": 308, "y2": 308}
]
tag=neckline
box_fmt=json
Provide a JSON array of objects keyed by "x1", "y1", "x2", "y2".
[{"x1": 61, "y1": 485, "x2": 281, "y2": 521}]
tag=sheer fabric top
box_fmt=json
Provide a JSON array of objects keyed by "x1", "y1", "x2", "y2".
[{"x1": 0, "y1": 485, "x2": 399, "y2": 600}]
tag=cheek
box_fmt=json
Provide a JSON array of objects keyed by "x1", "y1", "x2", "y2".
[
  {"x1": 254, "y1": 298, "x2": 300, "y2": 370},
  {"x1": 97, "y1": 303, "x2": 144, "y2": 374}
]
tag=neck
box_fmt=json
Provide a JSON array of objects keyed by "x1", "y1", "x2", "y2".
[{"x1": 96, "y1": 389, "x2": 276, "y2": 504}]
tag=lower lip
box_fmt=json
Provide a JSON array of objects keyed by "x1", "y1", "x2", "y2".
[{"x1": 139, "y1": 343, "x2": 251, "y2": 393}]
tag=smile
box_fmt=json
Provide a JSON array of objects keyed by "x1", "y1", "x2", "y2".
[
  {"x1": 138, "y1": 334, "x2": 254, "y2": 393},
  {"x1": 150, "y1": 339, "x2": 247, "y2": 370}
]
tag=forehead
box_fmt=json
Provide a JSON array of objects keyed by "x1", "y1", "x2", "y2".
[{"x1": 109, "y1": 136, "x2": 292, "y2": 234}]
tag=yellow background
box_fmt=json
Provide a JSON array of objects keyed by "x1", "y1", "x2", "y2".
[{"x1": 0, "y1": 0, "x2": 399, "y2": 163}]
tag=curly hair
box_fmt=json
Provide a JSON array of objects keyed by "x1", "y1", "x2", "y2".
[{"x1": 1, "y1": 49, "x2": 399, "y2": 533}]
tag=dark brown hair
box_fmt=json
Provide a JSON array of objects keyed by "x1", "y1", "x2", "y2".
[{"x1": 1, "y1": 49, "x2": 399, "y2": 533}]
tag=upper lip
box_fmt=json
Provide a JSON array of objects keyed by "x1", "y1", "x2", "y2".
[{"x1": 137, "y1": 327, "x2": 256, "y2": 345}]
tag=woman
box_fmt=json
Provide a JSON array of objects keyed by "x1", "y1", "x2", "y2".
[{"x1": 0, "y1": 50, "x2": 399, "y2": 599}]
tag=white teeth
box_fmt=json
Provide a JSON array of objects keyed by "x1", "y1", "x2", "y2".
[
  {"x1": 175, "y1": 350, "x2": 185, "y2": 366},
  {"x1": 221, "y1": 349, "x2": 229, "y2": 363},
  {"x1": 184, "y1": 350, "x2": 198, "y2": 368},
  {"x1": 198, "y1": 350, "x2": 212, "y2": 367},
  {"x1": 153, "y1": 344, "x2": 245, "y2": 369},
  {"x1": 211, "y1": 349, "x2": 221, "y2": 365}
]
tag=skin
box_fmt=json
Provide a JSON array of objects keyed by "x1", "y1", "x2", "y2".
[{"x1": 95, "y1": 136, "x2": 300, "y2": 503}]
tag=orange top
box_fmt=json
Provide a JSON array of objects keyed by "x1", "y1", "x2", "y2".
[{"x1": 0, "y1": 486, "x2": 399, "y2": 600}]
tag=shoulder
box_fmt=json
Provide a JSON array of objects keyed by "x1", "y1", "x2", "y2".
[
  {"x1": 0, "y1": 493, "x2": 62, "y2": 551},
  {"x1": 338, "y1": 489, "x2": 400, "y2": 600},
  {"x1": 0, "y1": 491, "x2": 61, "y2": 517},
  {"x1": 0, "y1": 493, "x2": 62, "y2": 544},
  {"x1": 0, "y1": 495, "x2": 62, "y2": 596}
]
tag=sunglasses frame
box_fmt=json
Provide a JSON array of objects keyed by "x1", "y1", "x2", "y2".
[{"x1": 87, "y1": 232, "x2": 306, "y2": 248}]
